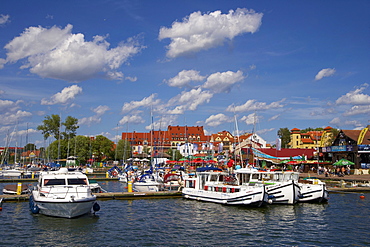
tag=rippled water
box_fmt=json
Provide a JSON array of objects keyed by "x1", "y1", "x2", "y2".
[{"x1": 1, "y1": 181, "x2": 370, "y2": 246}]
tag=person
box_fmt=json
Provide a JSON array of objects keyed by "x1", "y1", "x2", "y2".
[{"x1": 227, "y1": 159, "x2": 234, "y2": 174}]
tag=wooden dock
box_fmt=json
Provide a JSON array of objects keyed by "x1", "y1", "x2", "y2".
[{"x1": 0, "y1": 191, "x2": 182, "y2": 202}]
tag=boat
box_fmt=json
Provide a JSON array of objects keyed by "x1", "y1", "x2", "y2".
[
  {"x1": 132, "y1": 173, "x2": 163, "y2": 192},
  {"x1": 3, "y1": 184, "x2": 30, "y2": 195},
  {"x1": 163, "y1": 172, "x2": 183, "y2": 191},
  {"x1": 29, "y1": 167, "x2": 100, "y2": 218},
  {"x1": 182, "y1": 167, "x2": 269, "y2": 207},
  {"x1": 89, "y1": 180, "x2": 107, "y2": 193},
  {"x1": 298, "y1": 177, "x2": 329, "y2": 203},
  {"x1": 238, "y1": 168, "x2": 301, "y2": 205}
]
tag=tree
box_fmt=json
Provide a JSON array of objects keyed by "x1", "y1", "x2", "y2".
[
  {"x1": 37, "y1": 114, "x2": 61, "y2": 140},
  {"x1": 166, "y1": 148, "x2": 183, "y2": 160},
  {"x1": 277, "y1": 127, "x2": 291, "y2": 148},
  {"x1": 63, "y1": 116, "x2": 79, "y2": 139},
  {"x1": 37, "y1": 114, "x2": 79, "y2": 140},
  {"x1": 24, "y1": 143, "x2": 36, "y2": 151},
  {"x1": 91, "y1": 135, "x2": 114, "y2": 162},
  {"x1": 116, "y1": 139, "x2": 132, "y2": 161}
]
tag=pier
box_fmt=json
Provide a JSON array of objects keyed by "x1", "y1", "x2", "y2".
[{"x1": 0, "y1": 191, "x2": 182, "y2": 202}]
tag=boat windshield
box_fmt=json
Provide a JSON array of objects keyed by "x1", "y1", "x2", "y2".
[
  {"x1": 44, "y1": 179, "x2": 66, "y2": 186},
  {"x1": 67, "y1": 178, "x2": 88, "y2": 185}
]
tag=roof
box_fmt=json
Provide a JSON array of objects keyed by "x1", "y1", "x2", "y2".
[
  {"x1": 341, "y1": 129, "x2": 370, "y2": 145},
  {"x1": 255, "y1": 148, "x2": 315, "y2": 159}
]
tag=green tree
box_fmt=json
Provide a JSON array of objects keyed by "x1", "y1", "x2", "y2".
[
  {"x1": 116, "y1": 139, "x2": 132, "y2": 161},
  {"x1": 277, "y1": 127, "x2": 291, "y2": 148},
  {"x1": 62, "y1": 116, "x2": 79, "y2": 139},
  {"x1": 24, "y1": 143, "x2": 36, "y2": 151},
  {"x1": 37, "y1": 114, "x2": 79, "y2": 140},
  {"x1": 91, "y1": 135, "x2": 114, "y2": 162},
  {"x1": 166, "y1": 148, "x2": 183, "y2": 160}
]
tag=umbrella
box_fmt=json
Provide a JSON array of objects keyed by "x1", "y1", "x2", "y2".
[{"x1": 333, "y1": 158, "x2": 354, "y2": 166}]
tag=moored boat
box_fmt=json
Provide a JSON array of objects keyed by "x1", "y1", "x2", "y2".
[
  {"x1": 236, "y1": 168, "x2": 301, "y2": 205},
  {"x1": 29, "y1": 168, "x2": 100, "y2": 218},
  {"x1": 132, "y1": 174, "x2": 163, "y2": 192},
  {"x1": 298, "y1": 177, "x2": 329, "y2": 203},
  {"x1": 182, "y1": 167, "x2": 269, "y2": 207},
  {"x1": 3, "y1": 184, "x2": 30, "y2": 195}
]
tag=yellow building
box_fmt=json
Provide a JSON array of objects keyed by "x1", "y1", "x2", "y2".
[{"x1": 290, "y1": 127, "x2": 334, "y2": 149}]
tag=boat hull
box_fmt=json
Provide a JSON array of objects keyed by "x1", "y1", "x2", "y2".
[
  {"x1": 32, "y1": 192, "x2": 96, "y2": 218},
  {"x1": 182, "y1": 187, "x2": 268, "y2": 207},
  {"x1": 133, "y1": 182, "x2": 162, "y2": 192},
  {"x1": 299, "y1": 183, "x2": 329, "y2": 203},
  {"x1": 266, "y1": 181, "x2": 301, "y2": 205}
]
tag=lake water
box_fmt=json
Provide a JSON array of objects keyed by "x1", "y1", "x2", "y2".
[{"x1": 1, "y1": 181, "x2": 369, "y2": 246}]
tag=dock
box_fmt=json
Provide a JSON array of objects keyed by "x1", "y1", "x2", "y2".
[{"x1": 0, "y1": 191, "x2": 183, "y2": 202}]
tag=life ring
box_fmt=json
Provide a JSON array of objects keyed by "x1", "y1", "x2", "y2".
[{"x1": 111, "y1": 171, "x2": 118, "y2": 176}]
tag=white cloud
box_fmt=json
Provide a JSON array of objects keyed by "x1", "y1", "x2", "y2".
[
  {"x1": 2, "y1": 24, "x2": 143, "y2": 82},
  {"x1": 159, "y1": 8, "x2": 263, "y2": 58},
  {"x1": 121, "y1": 94, "x2": 160, "y2": 113},
  {"x1": 268, "y1": 114, "x2": 280, "y2": 121},
  {"x1": 93, "y1": 105, "x2": 110, "y2": 115},
  {"x1": 79, "y1": 105, "x2": 110, "y2": 126},
  {"x1": 41, "y1": 85, "x2": 82, "y2": 105},
  {"x1": 0, "y1": 14, "x2": 10, "y2": 25},
  {"x1": 119, "y1": 115, "x2": 145, "y2": 125},
  {"x1": 315, "y1": 68, "x2": 336, "y2": 80},
  {"x1": 167, "y1": 88, "x2": 213, "y2": 114},
  {"x1": 342, "y1": 105, "x2": 370, "y2": 116},
  {"x1": 205, "y1": 113, "x2": 233, "y2": 127},
  {"x1": 146, "y1": 115, "x2": 178, "y2": 130},
  {"x1": 336, "y1": 83, "x2": 370, "y2": 105},
  {"x1": 0, "y1": 99, "x2": 20, "y2": 113},
  {"x1": 227, "y1": 99, "x2": 285, "y2": 112},
  {"x1": 240, "y1": 113, "x2": 261, "y2": 125},
  {"x1": 0, "y1": 110, "x2": 32, "y2": 126},
  {"x1": 202, "y1": 70, "x2": 245, "y2": 93},
  {"x1": 165, "y1": 70, "x2": 205, "y2": 87}
]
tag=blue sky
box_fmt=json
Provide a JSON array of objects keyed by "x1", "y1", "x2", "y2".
[{"x1": 0, "y1": 0, "x2": 369, "y2": 148}]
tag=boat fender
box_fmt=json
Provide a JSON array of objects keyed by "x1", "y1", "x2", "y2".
[
  {"x1": 93, "y1": 202, "x2": 100, "y2": 212},
  {"x1": 29, "y1": 195, "x2": 40, "y2": 214}
]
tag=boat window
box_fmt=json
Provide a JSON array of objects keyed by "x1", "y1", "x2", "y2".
[
  {"x1": 252, "y1": 174, "x2": 259, "y2": 180},
  {"x1": 44, "y1": 179, "x2": 66, "y2": 186},
  {"x1": 210, "y1": 175, "x2": 218, "y2": 182},
  {"x1": 67, "y1": 178, "x2": 88, "y2": 185}
]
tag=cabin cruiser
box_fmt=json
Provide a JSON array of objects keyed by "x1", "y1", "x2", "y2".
[
  {"x1": 236, "y1": 168, "x2": 301, "y2": 205},
  {"x1": 29, "y1": 168, "x2": 100, "y2": 218},
  {"x1": 132, "y1": 174, "x2": 163, "y2": 192},
  {"x1": 182, "y1": 167, "x2": 269, "y2": 207},
  {"x1": 298, "y1": 177, "x2": 329, "y2": 203}
]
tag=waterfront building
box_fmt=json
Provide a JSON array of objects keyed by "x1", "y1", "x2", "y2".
[{"x1": 321, "y1": 126, "x2": 370, "y2": 169}]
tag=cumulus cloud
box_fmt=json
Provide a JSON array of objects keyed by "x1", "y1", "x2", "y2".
[
  {"x1": 119, "y1": 114, "x2": 145, "y2": 125},
  {"x1": 336, "y1": 84, "x2": 370, "y2": 105},
  {"x1": 342, "y1": 105, "x2": 370, "y2": 116},
  {"x1": 41, "y1": 85, "x2": 82, "y2": 105},
  {"x1": 227, "y1": 99, "x2": 285, "y2": 112},
  {"x1": 165, "y1": 70, "x2": 205, "y2": 88},
  {"x1": 202, "y1": 70, "x2": 245, "y2": 93},
  {"x1": 205, "y1": 113, "x2": 233, "y2": 127},
  {"x1": 159, "y1": 8, "x2": 263, "y2": 58},
  {"x1": 0, "y1": 14, "x2": 10, "y2": 25},
  {"x1": 0, "y1": 110, "x2": 32, "y2": 126},
  {"x1": 2, "y1": 24, "x2": 143, "y2": 82},
  {"x1": 315, "y1": 68, "x2": 336, "y2": 81},
  {"x1": 167, "y1": 88, "x2": 213, "y2": 114},
  {"x1": 121, "y1": 94, "x2": 160, "y2": 113},
  {"x1": 79, "y1": 105, "x2": 110, "y2": 126},
  {"x1": 240, "y1": 113, "x2": 261, "y2": 125}
]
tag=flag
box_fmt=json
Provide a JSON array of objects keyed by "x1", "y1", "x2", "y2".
[{"x1": 276, "y1": 138, "x2": 281, "y2": 151}]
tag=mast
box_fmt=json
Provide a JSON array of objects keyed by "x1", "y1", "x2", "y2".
[{"x1": 233, "y1": 108, "x2": 244, "y2": 168}]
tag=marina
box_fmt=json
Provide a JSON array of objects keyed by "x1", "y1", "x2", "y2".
[{"x1": 0, "y1": 183, "x2": 369, "y2": 246}]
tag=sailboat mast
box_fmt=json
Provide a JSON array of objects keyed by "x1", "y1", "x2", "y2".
[{"x1": 234, "y1": 110, "x2": 244, "y2": 168}]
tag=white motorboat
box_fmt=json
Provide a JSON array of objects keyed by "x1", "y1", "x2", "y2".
[
  {"x1": 298, "y1": 177, "x2": 329, "y2": 203},
  {"x1": 133, "y1": 174, "x2": 163, "y2": 192},
  {"x1": 182, "y1": 167, "x2": 269, "y2": 207},
  {"x1": 29, "y1": 168, "x2": 100, "y2": 218},
  {"x1": 238, "y1": 168, "x2": 301, "y2": 205}
]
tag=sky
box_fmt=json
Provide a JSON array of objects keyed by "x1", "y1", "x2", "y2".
[{"x1": 0, "y1": 0, "x2": 369, "y2": 149}]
